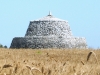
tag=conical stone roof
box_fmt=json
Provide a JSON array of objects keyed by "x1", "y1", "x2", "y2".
[{"x1": 10, "y1": 12, "x2": 87, "y2": 49}]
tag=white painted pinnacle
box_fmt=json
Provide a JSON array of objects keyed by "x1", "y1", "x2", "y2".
[{"x1": 49, "y1": 11, "x2": 52, "y2": 16}]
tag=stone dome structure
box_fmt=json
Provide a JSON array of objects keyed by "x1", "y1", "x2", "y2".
[{"x1": 10, "y1": 12, "x2": 87, "y2": 49}]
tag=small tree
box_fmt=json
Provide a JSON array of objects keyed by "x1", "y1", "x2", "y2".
[
  {"x1": 4, "y1": 45, "x2": 7, "y2": 48},
  {"x1": 0, "y1": 44, "x2": 3, "y2": 48}
]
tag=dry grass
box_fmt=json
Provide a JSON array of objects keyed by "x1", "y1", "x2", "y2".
[
  {"x1": 87, "y1": 51, "x2": 98, "y2": 64},
  {"x1": 0, "y1": 48, "x2": 100, "y2": 75}
]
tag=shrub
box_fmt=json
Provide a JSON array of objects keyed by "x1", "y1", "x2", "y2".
[
  {"x1": 0, "y1": 44, "x2": 3, "y2": 48},
  {"x1": 4, "y1": 45, "x2": 7, "y2": 48},
  {"x1": 0, "y1": 44, "x2": 7, "y2": 48}
]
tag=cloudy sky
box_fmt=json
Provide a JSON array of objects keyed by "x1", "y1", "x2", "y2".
[{"x1": 0, "y1": 0, "x2": 100, "y2": 48}]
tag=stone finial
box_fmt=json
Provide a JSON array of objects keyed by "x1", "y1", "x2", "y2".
[{"x1": 48, "y1": 11, "x2": 52, "y2": 16}]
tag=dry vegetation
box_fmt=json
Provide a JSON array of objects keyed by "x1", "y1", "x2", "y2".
[{"x1": 0, "y1": 48, "x2": 100, "y2": 75}]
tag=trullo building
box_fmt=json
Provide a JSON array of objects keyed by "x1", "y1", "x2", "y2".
[{"x1": 10, "y1": 12, "x2": 87, "y2": 49}]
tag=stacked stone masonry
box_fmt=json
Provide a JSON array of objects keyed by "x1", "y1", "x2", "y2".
[{"x1": 10, "y1": 14, "x2": 87, "y2": 49}]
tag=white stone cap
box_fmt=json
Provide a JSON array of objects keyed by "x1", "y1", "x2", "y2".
[{"x1": 31, "y1": 12, "x2": 68, "y2": 22}]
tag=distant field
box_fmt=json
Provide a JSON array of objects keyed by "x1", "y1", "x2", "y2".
[{"x1": 0, "y1": 48, "x2": 100, "y2": 75}]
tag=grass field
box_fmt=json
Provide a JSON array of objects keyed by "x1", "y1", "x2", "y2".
[{"x1": 0, "y1": 48, "x2": 100, "y2": 75}]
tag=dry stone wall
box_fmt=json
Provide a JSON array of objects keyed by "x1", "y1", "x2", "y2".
[
  {"x1": 10, "y1": 36, "x2": 87, "y2": 49},
  {"x1": 25, "y1": 21, "x2": 72, "y2": 37}
]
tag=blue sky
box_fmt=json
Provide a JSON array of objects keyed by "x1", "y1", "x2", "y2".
[{"x1": 0, "y1": 0, "x2": 100, "y2": 48}]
